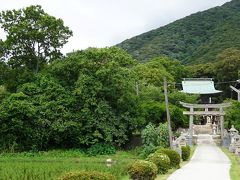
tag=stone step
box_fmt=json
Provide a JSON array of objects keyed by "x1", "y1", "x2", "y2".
[{"x1": 193, "y1": 125, "x2": 213, "y2": 135}]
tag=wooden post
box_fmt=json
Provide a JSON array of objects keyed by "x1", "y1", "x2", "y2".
[
  {"x1": 220, "y1": 107, "x2": 224, "y2": 144},
  {"x1": 164, "y1": 77, "x2": 173, "y2": 148},
  {"x1": 189, "y1": 107, "x2": 194, "y2": 146}
]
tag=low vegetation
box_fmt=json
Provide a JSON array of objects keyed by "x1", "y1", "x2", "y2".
[
  {"x1": 155, "y1": 149, "x2": 181, "y2": 169},
  {"x1": 146, "y1": 152, "x2": 170, "y2": 174},
  {"x1": 57, "y1": 171, "x2": 116, "y2": 180},
  {"x1": 0, "y1": 150, "x2": 139, "y2": 180},
  {"x1": 221, "y1": 148, "x2": 240, "y2": 180},
  {"x1": 181, "y1": 145, "x2": 191, "y2": 161},
  {"x1": 156, "y1": 145, "x2": 196, "y2": 180},
  {"x1": 128, "y1": 160, "x2": 158, "y2": 180}
]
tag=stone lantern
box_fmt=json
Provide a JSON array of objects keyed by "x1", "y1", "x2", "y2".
[
  {"x1": 229, "y1": 125, "x2": 238, "y2": 143},
  {"x1": 228, "y1": 125, "x2": 240, "y2": 153}
]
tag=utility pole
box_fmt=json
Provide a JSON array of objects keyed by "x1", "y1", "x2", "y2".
[{"x1": 164, "y1": 77, "x2": 173, "y2": 148}]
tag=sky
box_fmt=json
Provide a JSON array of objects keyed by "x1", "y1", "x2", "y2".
[{"x1": 0, "y1": 0, "x2": 230, "y2": 54}]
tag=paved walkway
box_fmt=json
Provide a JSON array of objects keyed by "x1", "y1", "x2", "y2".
[{"x1": 168, "y1": 134, "x2": 231, "y2": 180}]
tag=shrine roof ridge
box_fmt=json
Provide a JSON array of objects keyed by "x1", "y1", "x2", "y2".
[
  {"x1": 179, "y1": 101, "x2": 231, "y2": 109},
  {"x1": 183, "y1": 78, "x2": 213, "y2": 81}
]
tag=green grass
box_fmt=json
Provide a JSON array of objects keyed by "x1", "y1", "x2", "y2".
[
  {"x1": 221, "y1": 148, "x2": 240, "y2": 180},
  {"x1": 0, "y1": 150, "x2": 139, "y2": 180}
]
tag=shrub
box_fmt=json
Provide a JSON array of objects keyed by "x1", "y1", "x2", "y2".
[
  {"x1": 156, "y1": 149, "x2": 180, "y2": 168},
  {"x1": 146, "y1": 152, "x2": 170, "y2": 174},
  {"x1": 139, "y1": 144, "x2": 159, "y2": 158},
  {"x1": 57, "y1": 171, "x2": 116, "y2": 180},
  {"x1": 157, "y1": 123, "x2": 169, "y2": 148},
  {"x1": 140, "y1": 123, "x2": 169, "y2": 158},
  {"x1": 86, "y1": 143, "x2": 116, "y2": 156},
  {"x1": 141, "y1": 123, "x2": 169, "y2": 148},
  {"x1": 181, "y1": 145, "x2": 191, "y2": 161},
  {"x1": 128, "y1": 160, "x2": 158, "y2": 180},
  {"x1": 141, "y1": 123, "x2": 159, "y2": 147}
]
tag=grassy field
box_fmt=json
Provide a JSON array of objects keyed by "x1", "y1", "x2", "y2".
[
  {"x1": 0, "y1": 150, "x2": 139, "y2": 180},
  {"x1": 221, "y1": 148, "x2": 240, "y2": 180},
  {"x1": 0, "y1": 146, "x2": 197, "y2": 180}
]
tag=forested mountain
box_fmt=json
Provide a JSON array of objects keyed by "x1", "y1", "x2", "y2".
[{"x1": 117, "y1": 0, "x2": 240, "y2": 64}]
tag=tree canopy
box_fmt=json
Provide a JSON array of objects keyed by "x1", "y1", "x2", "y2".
[{"x1": 0, "y1": 5, "x2": 72, "y2": 72}]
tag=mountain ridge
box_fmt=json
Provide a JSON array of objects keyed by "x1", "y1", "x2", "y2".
[{"x1": 117, "y1": 0, "x2": 240, "y2": 64}]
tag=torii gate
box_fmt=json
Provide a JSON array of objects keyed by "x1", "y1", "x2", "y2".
[{"x1": 180, "y1": 101, "x2": 231, "y2": 146}]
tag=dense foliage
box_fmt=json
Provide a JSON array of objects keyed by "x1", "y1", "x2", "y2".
[
  {"x1": 128, "y1": 160, "x2": 158, "y2": 180},
  {"x1": 117, "y1": 0, "x2": 240, "y2": 64},
  {"x1": 86, "y1": 143, "x2": 116, "y2": 156},
  {"x1": 140, "y1": 123, "x2": 169, "y2": 157},
  {"x1": 0, "y1": 47, "x2": 142, "y2": 151},
  {"x1": 142, "y1": 123, "x2": 169, "y2": 147}
]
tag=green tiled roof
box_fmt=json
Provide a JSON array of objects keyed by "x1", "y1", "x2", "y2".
[{"x1": 181, "y1": 79, "x2": 222, "y2": 94}]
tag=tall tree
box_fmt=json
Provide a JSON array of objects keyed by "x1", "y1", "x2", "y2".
[{"x1": 0, "y1": 5, "x2": 72, "y2": 73}]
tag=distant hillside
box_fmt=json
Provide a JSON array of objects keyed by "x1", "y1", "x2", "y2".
[{"x1": 117, "y1": 0, "x2": 240, "y2": 64}]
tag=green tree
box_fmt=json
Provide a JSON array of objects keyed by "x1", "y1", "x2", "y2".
[
  {"x1": 215, "y1": 48, "x2": 240, "y2": 82},
  {"x1": 133, "y1": 58, "x2": 174, "y2": 87},
  {"x1": 0, "y1": 61, "x2": 8, "y2": 85},
  {"x1": 150, "y1": 56, "x2": 189, "y2": 83},
  {"x1": 0, "y1": 92, "x2": 36, "y2": 151},
  {"x1": 0, "y1": 5, "x2": 72, "y2": 73},
  {"x1": 140, "y1": 101, "x2": 166, "y2": 125},
  {"x1": 225, "y1": 101, "x2": 240, "y2": 131},
  {"x1": 19, "y1": 74, "x2": 78, "y2": 149},
  {"x1": 70, "y1": 48, "x2": 139, "y2": 146},
  {"x1": 49, "y1": 47, "x2": 141, "y2": 146},
  {"x1": 0, "y1": 85, "x2": 8, "y2": 102},
  {"x1": 214, "y1": 49, "x2": 240, "y2": 97}
]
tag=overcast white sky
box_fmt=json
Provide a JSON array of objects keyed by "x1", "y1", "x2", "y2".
[{"x1": 0, "y1": 0, "x2": 230, "y2": 54}]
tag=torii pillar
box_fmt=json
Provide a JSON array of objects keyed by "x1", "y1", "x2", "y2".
[
  {"x1": 189, "y1": 107, "x2": 194, "y2": 146},
  {"x1": 220, "y1": 107, "x2": 224, "y2": 142}
]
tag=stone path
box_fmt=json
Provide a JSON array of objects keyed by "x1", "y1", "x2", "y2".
[{"x1": 168, "y1": 134, "x2": 231, "y2": 180}]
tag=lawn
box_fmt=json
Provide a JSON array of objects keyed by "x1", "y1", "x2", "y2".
[
  {"x1": 0, "y1": 150, "x2": 139, "y2": 180},
  {"x1": 221, "y1": 148, "x2": 240, "y2": 180}
]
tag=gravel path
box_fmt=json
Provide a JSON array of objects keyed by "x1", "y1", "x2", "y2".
[{"x1": 168, "y1": 134, "x2": 231, "y2": 180}]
